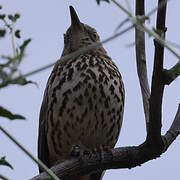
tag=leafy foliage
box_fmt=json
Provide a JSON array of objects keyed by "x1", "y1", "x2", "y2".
[
  {"x1": 96, "y1": 0, "x2": 110, "y2": 5},
  {"x1": 0, "y1": 4, "x2": 32, "y2": 178},
  {"x1": 0, "y1": 6, "x2": 32, "y2": 89},
  {"x1": 0, "y1": 106, "x2": 25, "y2": 120}
]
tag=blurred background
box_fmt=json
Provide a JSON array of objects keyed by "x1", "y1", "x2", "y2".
[{"x1": 0, "y1": 0, "x2": 180, "y2": 179}]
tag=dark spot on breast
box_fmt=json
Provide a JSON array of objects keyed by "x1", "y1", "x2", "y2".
[
  {"x1": 114, "y1": 80, "x2": 118, "y2": 85},
  {"x1": 80, "y1": 108, "x2": 88, "y2": 124},
  {"x1": 93, "y1": 94, "x2": 97, "y2": 99},
  {"x1": 92, "y1": 86, "x2": 97, "y2": 92},
  {"x1": 88, "y1": 83, "x2": 92, "y2": 88},
  {"x1": 106, "y1": 135, "x2": 114, "y2": 144},
  {"x1": 104, "y1": 78, "x2": 108, "y2": 85},
  {"x1": 114, "y1": 94, "x2": 120, "y2": 102},
  {"x1": 49, "y1": 111, "x2": 54, "y2": 127},
  {"x1": 84, "y1": 88, "x2": 89, "y2": 97},
  {"x1": 120, "y1": 105, "x2": 122, "y2": 112},
  {"x1": 99, "y1": 74, "x2": 103, "y2": 82},
  {"x1": 106, "y1": 122, "x2": 115, "y2": 138},
  {"x1": 80, "y1": 72, "x2": 86, "y2": 77},
  {"x1": 81, "y1": 63, "x2": 88, "y2": 70},
  {"x1": 104, "y1": 98, "x2": 109, "y2": 108},
  {"x1": 75, "y1": 61, "x2": 81, "y2": 70},
  {"x1": 83, "y1": 75, "x2": 91, "y2": 84},
  {"x1": 69, "y1": 113, "x2": 74, "y2": 118},
  {"x1": 57, "y1": 76, "x2": 66, "y2": 90},
  {"x1": 107, "y1": 110, "x2": 111, "y2": 116},
  {"x1": 86, "y1": 69, "x2": 97, "y2": 82},
  {"x1": 109, "y1": 85, "x2": 115, "y2": 95},
  {"x1": 102, "y1": 122, "x2": 107, "y2": 130},
  {"x1": 101, "y1": 111, "x2": 105, "y2": 125},
  {"x1": 89, "y1": 57, "x2": 94, "y2": 67},
  {"x1": 73, "y1": 81, "x2": 82, "y2": 91},
  {"x1": 67, "y1": 68, "x2": 74, "y2": 81},
  {"x1": 59, "y1": 95, "x2": 69, "y2": 116},
  {"x1": 99, "y1": 84, "x2": 106, "y2": 98},
  {"x1": 88, "y1": 97, "x2": 93, "y2": 110},
  {"x1": 63, "y1": 89, "x2": 72, "y2": 96},
  {"x1": 51, "y1": 130, "x2": 60, "y2": 154},
  {"x1": 57, "y1": 67, "x2": 63, "y2": 76},
  {"x1": 88, "y1": 119, "x2": 91, "y2": 126},
  {"x1": 66, "y1": 61, "x2": 73, "y2": 69}
]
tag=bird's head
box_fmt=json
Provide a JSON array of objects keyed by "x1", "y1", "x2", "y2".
[{"x1": 62, "y1": 6, "x2": 106, "y2": 56}]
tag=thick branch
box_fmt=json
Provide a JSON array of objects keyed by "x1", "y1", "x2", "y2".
[
  {"x1": 148, "y1": 0, "x2": 167, "y2": 146},
  {"x1": 163, "y1": 61, "x2": 180, "y2": 85},
  {"x1": 135, "y1": 0, "x2": 150, "y2": 132},
  {"x1": 31, "y1": 105, "x2": 180, "y2": 180}
]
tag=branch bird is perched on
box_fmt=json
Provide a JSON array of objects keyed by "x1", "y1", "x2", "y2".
[{"x1": 38, "y1": 6, "x2": 125, "y2": 180}]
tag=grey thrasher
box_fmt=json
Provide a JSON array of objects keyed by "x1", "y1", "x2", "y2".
[{"x1": 38, "y1": 6, "x2": 125, "y2": 180}]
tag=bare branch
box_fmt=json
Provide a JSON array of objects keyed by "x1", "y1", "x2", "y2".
[
  {"x1": 147, "y1": 0, "x2": 167, "y2": 145},
  {"x1": 163, "y1": 61, "x2": 180, "y2": 85},
  {"x1": 135, "y1": 0, "x2": 150, "y2": 132},
  {"x1": 162, "y1": 104, "x2": 180, "y2": 152}
]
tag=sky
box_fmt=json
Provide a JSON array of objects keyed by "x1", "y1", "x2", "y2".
[{"x1": 0, "y1": 0, "x2": 180, "y2": 179}]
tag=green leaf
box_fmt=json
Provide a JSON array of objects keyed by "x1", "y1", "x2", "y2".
[
  {"x1": 18, "y1": 38, "x2": 31, "y2": 62},
  {"x1": 0, "y1": 14, "x2": 6, "y2": 20},
  {"x1": 0, "y1": 174, "x2": 9, "y2": 180},
  {"x1": 0, "y1": 106, "x2": 25, "y2": 120},
  {"x1": 0, "y1": 56, "x2": 14, "y2": 67},
  {"x1": 0, "y1": 68, "x2": 8, "y2": 80},
  {"x1": 0, "y1": 157, "x2": 13, "y2": 169},
  {"x1": 15, "y1": 29, "x2": 21, "y2": 39},
  {"x1": 14, "y1": 13, "x2": 20, "y2": 20},
  {"x1": 96, "y1": 0, "x2": 110, "y2": 5},
  {"x1": 12, "y1": 76, "x2": 36, "y2": 86},
  {"x1": 0, "y1": 29, "x2": 6, "y2": 38}
]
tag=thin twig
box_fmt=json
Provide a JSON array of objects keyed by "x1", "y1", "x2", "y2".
[
  {"x1": 11, "y1": 22, "x2": 17, "y2": 57},
  {"x1": 0, "y1": 125, "x2": 60, "y2": 180}
]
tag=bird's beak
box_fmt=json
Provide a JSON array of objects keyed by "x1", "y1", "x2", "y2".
[{"x1": 69, "y1": 6, "x2": 83, "y2": 31}]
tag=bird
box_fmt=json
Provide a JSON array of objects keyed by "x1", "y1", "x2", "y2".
[{"x1": 38, "y1": 6, "x2": 125, "y2": 180}]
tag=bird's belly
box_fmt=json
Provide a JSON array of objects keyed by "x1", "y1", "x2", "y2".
[{"x1": 46, "y1": 56, "x2": 124, "y2": 165}]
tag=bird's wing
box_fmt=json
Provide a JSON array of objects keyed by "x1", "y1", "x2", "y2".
[{"x1": 38, "y1": 85, "x2": 50, "y2": 173}]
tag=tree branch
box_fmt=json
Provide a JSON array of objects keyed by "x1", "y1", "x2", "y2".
[
  {"x1": 162, "y1": 104, "x2": 180, "y2": 152},
  {"x1": 163, "y1": 61, "x2": 180, "y2": 85},
  {"x1": 147, "y1": 0, "x2": 167, "y2": 147},
  {"x1": 135, "y1": 0, "x2": 150, "y2": 132}
]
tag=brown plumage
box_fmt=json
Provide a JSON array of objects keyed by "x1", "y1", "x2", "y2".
[{"x1": 38, "y1": 6, "x2": 125, "y2": 180}]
